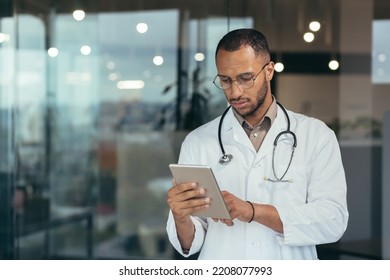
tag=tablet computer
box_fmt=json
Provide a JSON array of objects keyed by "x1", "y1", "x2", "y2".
[{"x1": 169, "y1": 164, "x2": 231, "y2": 219}]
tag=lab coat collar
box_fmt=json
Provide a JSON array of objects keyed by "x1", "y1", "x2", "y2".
[
  {"x1": 221, "y1": 105, "x2": 288, "y2": 160},
  {"x1": 222, "y1": 108, "x2": 253, "y2": 151}
]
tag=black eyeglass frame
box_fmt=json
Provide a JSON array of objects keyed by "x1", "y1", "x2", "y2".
[{"x1": 213, "y1": 62, "x2": 270, "y2": 90}]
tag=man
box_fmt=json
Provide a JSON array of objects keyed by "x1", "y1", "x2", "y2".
[{"x1": 166, "y1": 28, "x2": 348, "y2": 259}]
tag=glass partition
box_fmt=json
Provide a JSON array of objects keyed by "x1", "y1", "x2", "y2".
[{"x1": 0, "y1": 10, "x2": 15, "y2": 260}]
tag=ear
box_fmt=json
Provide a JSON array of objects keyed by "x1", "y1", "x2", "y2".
[{"x1": 265, "y1": 61, "x2": 275, "y2": 82}]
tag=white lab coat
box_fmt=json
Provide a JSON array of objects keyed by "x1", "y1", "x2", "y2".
[{"x1": 166, "y1": 106, "x2": 349, "y2": 259}]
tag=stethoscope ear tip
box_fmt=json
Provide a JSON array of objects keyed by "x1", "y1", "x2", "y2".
[{"x1": 219, "y1": 154, "x2": 233, "y2": 165}]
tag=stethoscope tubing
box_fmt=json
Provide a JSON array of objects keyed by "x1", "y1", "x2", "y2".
[{"x1": 218, "y1": 101, "x2": 297, "y2": 172}]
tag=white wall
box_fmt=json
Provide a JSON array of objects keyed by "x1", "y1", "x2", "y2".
[{"x1": 277, "y1": 74, "x2": 339, "y2": 125}]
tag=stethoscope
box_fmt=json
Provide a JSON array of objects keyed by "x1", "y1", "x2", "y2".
[{"x1": 218, "y1": 101, "x2": 297, "y2": 182}]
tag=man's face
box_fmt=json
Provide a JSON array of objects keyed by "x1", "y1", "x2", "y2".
[{"x1": 215, "y1": 46, "x2": 273, "y2": 124}]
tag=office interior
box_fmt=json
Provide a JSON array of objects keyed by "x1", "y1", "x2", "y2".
[{"x1": 0, "y1": 0, "x2": 389, "y2": 260}]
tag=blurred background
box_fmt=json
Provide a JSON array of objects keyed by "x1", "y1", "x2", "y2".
[{"x1": 0, "y1": 0, "x2": 389, "y2": 260}]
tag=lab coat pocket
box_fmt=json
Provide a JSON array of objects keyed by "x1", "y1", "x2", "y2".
[{"x1": 266, "y1": 164, "x2": 308, "y2": 207}]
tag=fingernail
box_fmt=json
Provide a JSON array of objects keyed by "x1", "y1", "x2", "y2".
[
  {"x1": 204, "y1": 197, "x2": 210, "y2": 203},
  {"x1": 199, "y1": 188, "x2": 205, "y2": 195},
  {"x1": 191, "y1": 182, "x2": 197, "y2": 188}
]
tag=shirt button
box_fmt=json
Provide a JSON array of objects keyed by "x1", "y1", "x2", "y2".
[{"x1": 252, "y1": 241, "x2": 261, "y2": 247}]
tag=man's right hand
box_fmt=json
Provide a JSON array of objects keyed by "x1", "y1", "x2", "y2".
[
  {"x1": 167, "y1": 180, "x2": 211, "y2": 221},
  {"x1": 167, "y1": 180, "x2": 211, "y2": 253}
]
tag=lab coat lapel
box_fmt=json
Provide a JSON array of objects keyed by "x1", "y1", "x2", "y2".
[{"x1": 223, "y1": 109, "x2": 256, "y2": 152}]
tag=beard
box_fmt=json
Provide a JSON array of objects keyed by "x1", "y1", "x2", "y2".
[{"x1": 231, "y1": 78, "x2": 268, "y2": 119}]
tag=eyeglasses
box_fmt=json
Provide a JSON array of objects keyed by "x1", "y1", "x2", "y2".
[{"x1": 213, "y1": 62, "x2": 270, "y2": 90}]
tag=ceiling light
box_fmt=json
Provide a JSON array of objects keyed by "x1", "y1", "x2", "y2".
[
  {"x1": 194, "y1": 52, "x2": 205, "y2": 62},
  {"x1": 117, "y1": 80, "x2": 145, "y2": 90},
  {"x1": 328, "y1": 60, "x2": 339, "y2": 70},
  {"x1": 303, "y1": 32, "x2": 315, "y2": 43},
  {"x1": 274, "y1": 62, "x2": 284, "y2": 72},
  {"x1": 153, "y1": 55, "x2": 164, "y2": 66},
  {"x1": 309, "y1": 21, "x2": 321, "y2": 32},
  {"x1": 48, "y1": 47, "x2": 59, "y2": 57},
  {"x1": 80, "y1": 45, "x2": 91, "y2": 55},
  {"x1": 136, "y1": 23, "x2": 148, "y2": 33},
  {"x1": 73, "y1": 9, "x2": 85, "y2": 21}
]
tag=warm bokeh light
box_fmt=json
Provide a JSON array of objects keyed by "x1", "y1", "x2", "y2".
[
  {"x1": 328, "y1": 59, "x2": 339, "y2": 70},
  {"x1": 194, "y1": 52, "x2": 205, "y2": 61},
  {"x1": 274, "y1": 62, "x2": 284, "y2": 72},
  {"x1": 309, "y1": 21, "x2": 321, "y2": 32},
  {"x1": 303, "y1": 32, "x2": 315, "y2": 43}
]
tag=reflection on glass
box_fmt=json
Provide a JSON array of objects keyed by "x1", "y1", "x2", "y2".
[{"x1": 372, "y1": 20, "x2": 390, "y2": 84}]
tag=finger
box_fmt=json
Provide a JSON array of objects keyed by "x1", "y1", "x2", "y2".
[
  {"x1": 220, "y1": 219, "x2": 234, "y2": 226},
  {"x1": 183, "y1": 196, "x2": 211, "y2": 210},
  {"x1": 168, "y1": 187, "x2": 207, "y2": 208},
  {"x1": 221, "y1": 190, "x2": 229, "y2": 197},
  {"x1": 182, "y1": 187, "x2": 207, "y2": 201},
  {"x1": 189, "y1": 203, "x2": 210, "y2": 214},
  {"x1": 171, "y1": 195, "x2": 210, "y2": 212},
  {"x1": 221, "y1": 191, "x2": 235, "y2": 205},
  {"x1": 168, "y1": 182, "x2": 197, "y2": 198},
  {"x1": 226, "y1": 221, "x2": 234, "y2": 226}
]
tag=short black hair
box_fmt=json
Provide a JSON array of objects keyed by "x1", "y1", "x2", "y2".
[{"x1": 215, "y1": 28, "x2": 270, "y2": 58}]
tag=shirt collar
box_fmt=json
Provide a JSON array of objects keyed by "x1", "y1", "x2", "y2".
[{"x1": 232, "y1": 96, "x2": 278, "y2": 129}]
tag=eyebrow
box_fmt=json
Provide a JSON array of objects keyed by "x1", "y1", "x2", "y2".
[{"x1": 218, "y1": 71, "x2": 255, "y2": 78}]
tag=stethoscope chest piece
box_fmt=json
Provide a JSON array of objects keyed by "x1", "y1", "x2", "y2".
[{"x1": 219, "y1": 154, "x2": 233, "y2": 165}]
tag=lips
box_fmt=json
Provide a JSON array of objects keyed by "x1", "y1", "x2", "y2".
[{"x1": 230, "y1": 99, "x2": 249, "y2": 110}]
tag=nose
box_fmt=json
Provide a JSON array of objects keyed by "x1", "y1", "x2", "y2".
[{"x1": 229, "y1": 80, "x2": 244, "y2": 98}]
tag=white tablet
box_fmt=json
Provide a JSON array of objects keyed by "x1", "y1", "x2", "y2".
[{"x1": 169, "y1": 164, "x2": 231, "y2": 219}]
